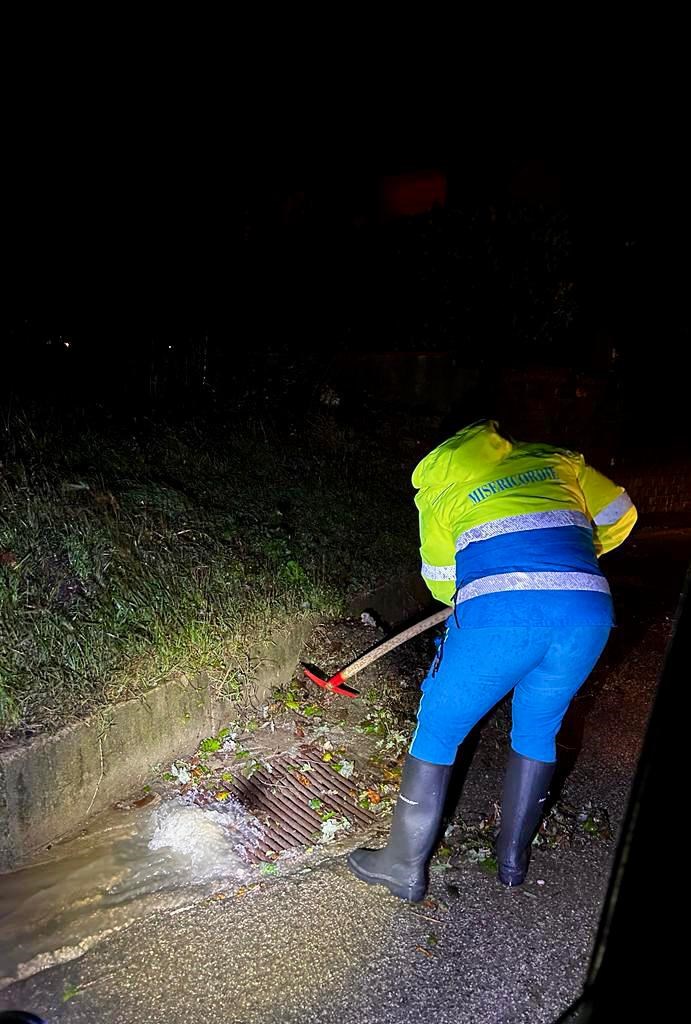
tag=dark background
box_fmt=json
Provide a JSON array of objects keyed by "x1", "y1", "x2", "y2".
[{"x1": 4, "y1": 105, "x2": 689, "y2": 461}]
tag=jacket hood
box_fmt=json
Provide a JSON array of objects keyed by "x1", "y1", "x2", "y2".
[{"x1": 412, "y1": 421, "x2": 512, "y2": 489}]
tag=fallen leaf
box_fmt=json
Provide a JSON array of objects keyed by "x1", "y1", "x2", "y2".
[
  {"x1": 334, "y1": 759, "x2": 354, "y2": 778},
  {"x1": 62, "y1": 982, "x2": 81, "y2": 1003},
  {"x1": 423, "y1": 897, "x2": 449, "y2": 913}
]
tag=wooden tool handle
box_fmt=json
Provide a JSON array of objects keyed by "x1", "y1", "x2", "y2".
[{"x1": 341, "y1": 607, "x2": 453, "y2": 680}]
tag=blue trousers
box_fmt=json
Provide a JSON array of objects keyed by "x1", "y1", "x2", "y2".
[{"x1": 410, "y1": 622, "x2": 610, "y2": 765}]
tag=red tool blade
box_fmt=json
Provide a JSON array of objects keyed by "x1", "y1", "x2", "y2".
[{"x1": 303, "y1": 666, "x2": 359, "y2": 698}]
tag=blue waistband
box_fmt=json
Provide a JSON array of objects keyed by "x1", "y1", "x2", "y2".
[{"x1": 455, "y1": 525, "x2": 602, "y2": 586}]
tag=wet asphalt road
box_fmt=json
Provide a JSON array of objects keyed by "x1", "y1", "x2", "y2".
[{"x1": 2, "y1": 529, "x2": 688, "y2": 1024}]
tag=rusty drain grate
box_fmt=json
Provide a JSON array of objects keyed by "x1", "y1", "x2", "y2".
[{"x1": 223, "y1": 748, "x2": 375, "y2": 862}]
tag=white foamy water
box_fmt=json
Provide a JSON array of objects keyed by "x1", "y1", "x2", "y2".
[{"x1": 147, "y1": 800, "x2": 252, "y2": 879}]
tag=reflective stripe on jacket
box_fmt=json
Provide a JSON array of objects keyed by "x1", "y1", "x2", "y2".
[{"x1": 412, "y1": 421, "x2": 637, "y2": 606}]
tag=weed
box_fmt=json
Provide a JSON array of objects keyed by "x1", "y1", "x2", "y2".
[
  {"x1": 0, "y1": 410, "x2": 415, "y2": 736},
  {"x1": 357, "y1": 705, "x2": 412, "y2": 759}
]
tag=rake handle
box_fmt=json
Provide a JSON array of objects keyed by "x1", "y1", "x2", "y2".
[{"x1": 340, "y1": 606, "x2": 453, "y2": 681}]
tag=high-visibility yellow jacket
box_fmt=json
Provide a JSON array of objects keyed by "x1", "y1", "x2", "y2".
[{"x1": 412, "y1": 421, "x2": 637, "y2": 608}]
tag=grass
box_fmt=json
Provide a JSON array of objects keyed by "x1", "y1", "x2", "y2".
[{"x1": 0, "y1": 408, "x2": 418, "y2": 737}]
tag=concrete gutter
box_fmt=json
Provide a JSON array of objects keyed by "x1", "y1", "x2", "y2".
[
  {"x1": 0, "y1": 571, "x2": 434, "y2": 871},
  {"x1": 0, "y1": 616, "x2": 316, "y2": 871},
  {"x1": 0, "y1": 573, "x2": 432, "y2": 868}
]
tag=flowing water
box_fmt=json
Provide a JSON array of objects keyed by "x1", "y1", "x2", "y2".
[{"x1": 0, "y1": 795, "x2": 263, "y2": 987}]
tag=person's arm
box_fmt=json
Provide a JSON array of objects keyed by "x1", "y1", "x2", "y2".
[
  {"x1": 577, "y1": 460, "x2": 638, "y2": 556},
  {"x1": 415, "y1": 492, "x2": 457, "y2": 604}
]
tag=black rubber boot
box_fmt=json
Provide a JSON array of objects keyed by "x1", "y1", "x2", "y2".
[
  {"x1": 496, "y1": 749, "x2": 556, "y2": 887},
  {"x1": 347, "y1": 754, "x2": 452, "y2": 902}
]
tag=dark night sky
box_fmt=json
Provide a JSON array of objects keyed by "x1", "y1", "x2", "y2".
[
  {"x1": 5, "y1": 85, "x2": 689, "y2": 385},
  {"x1": 7, "y1": 141, "x2": 681, "y2": 303}
]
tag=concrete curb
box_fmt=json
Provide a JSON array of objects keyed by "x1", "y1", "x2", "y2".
[
  {"x1": 0, "y1": 570, "x2": 435, "y2": 872},
  {"x1": 0, "y1": 616, "x2": 316, "y2": 871}
]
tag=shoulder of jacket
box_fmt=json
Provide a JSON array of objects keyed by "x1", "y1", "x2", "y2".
[
  {"x1": 554, "y1": 447, "x2": 584, "y2": 466},
  {"x1": 513, "y1": 442, "x2": 583, "y2": 466},
  {"x1": 415, "y1": 484, "x2": 456, "y2": 517}
]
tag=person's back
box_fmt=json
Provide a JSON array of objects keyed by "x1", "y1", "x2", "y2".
[{"x1": 413, "y1": 420, "x2": 636, "y2": 626}]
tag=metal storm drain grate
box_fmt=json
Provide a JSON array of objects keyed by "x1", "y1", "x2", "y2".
[{"x1": 223, "y1": 749, "x2": 375, "y2": 862}]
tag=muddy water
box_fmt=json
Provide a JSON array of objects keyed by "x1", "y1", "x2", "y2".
[
  {"x1": 0, "y1": 609, "x2": 432, "y2": 993},
  {"x1": 0, "y1": 796, "x2": 262, "y2": 986}
]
